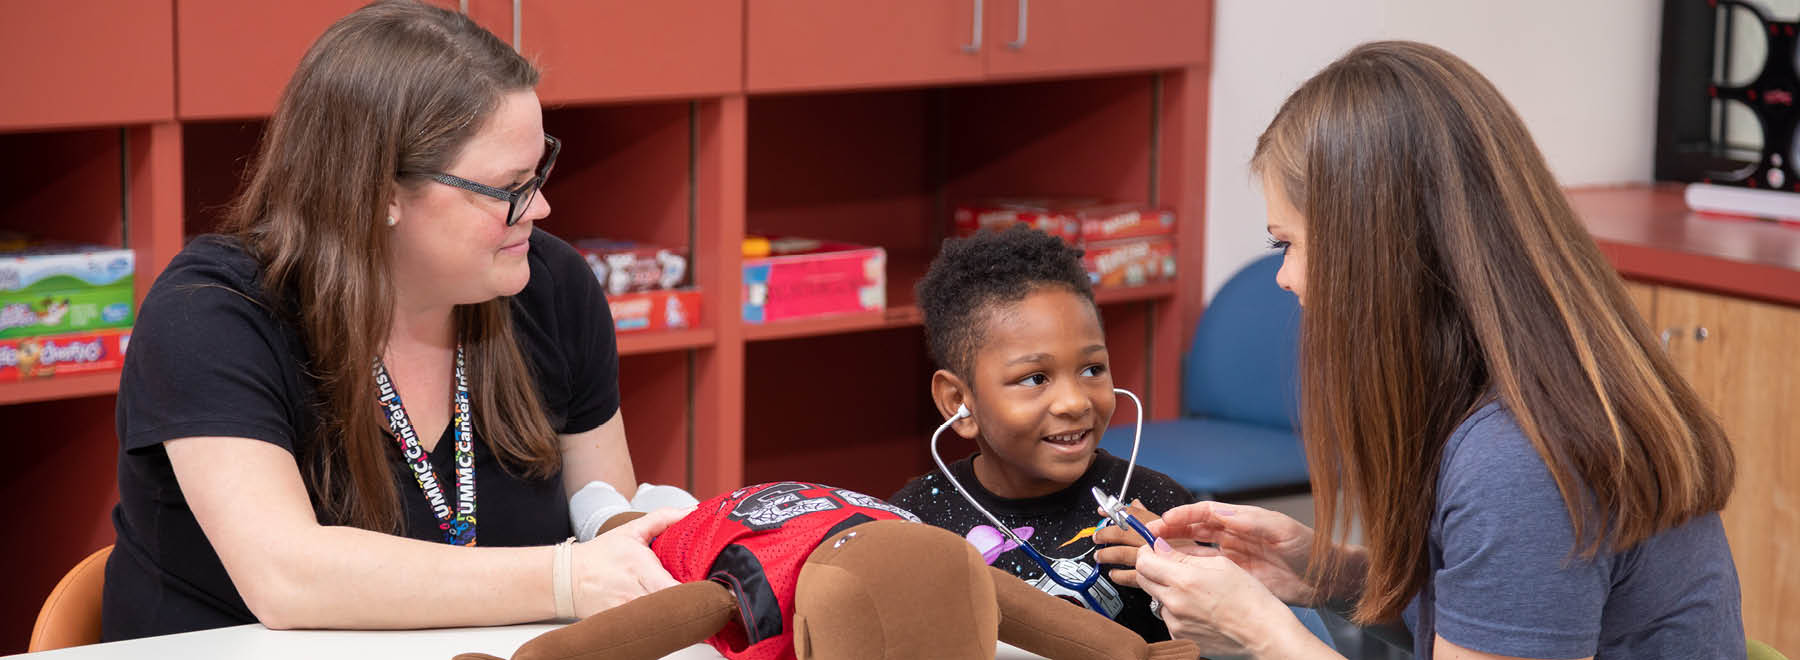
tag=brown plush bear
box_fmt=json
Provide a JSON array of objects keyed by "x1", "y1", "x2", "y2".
[{"x1": 457, "y1": 481, "x2": 1195, "y2": 660}]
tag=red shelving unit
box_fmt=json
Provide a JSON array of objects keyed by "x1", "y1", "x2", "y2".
[{"x1": 0, "y1": 3, "x2": 1215, "y2": 652}]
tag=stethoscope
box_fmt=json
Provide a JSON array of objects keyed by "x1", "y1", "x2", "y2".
[{"x1": 929, "y1": 387, "x2": 1161, "y2": 616}]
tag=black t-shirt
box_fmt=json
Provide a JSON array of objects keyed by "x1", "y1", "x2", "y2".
[
  {"x1": 102, "y1": 229, "x2": 620, "y2": 642},
  {"x1": 888, "y1": 449, "x2": 1194, "y2": 643}
]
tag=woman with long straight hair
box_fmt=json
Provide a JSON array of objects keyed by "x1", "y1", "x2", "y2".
[
  {"x1": 104, "y1": 0, "x2": 682, "y2": 640},
  {"x1": 1120, "y1": 41, "x2": 1742, "y2": 659}
]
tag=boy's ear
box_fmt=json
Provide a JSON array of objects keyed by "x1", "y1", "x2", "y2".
[{"x1": 931, "y1": 369, "x2": 980, "y2": 440}]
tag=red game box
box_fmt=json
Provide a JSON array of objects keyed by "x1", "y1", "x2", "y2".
[
  {"x1": 1083, "y1": 237, "x2": 1177, "y2": 289},
  {"x1": 952, "y1": 198, "x2": 1175, "y2": 244},
  {"x1": 0, "y1": 328, "x2": 131, "y2": 382},
  {"x1": 607, "y1": 288, "x2": 703, "y2": 334}
]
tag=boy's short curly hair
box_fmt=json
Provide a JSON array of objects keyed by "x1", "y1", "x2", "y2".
[{"x1": 917, "y1": 225, "x2": 1098, "y2": 381}]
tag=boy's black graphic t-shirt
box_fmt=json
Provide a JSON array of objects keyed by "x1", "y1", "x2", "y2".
[{"x1": 888, "y1": 449, "x2": 1195, "y2": 642}]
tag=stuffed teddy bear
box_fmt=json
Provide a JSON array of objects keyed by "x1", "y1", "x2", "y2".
[{"x1": 459, "y1": 481, "x2": 1196, "y2": 660}]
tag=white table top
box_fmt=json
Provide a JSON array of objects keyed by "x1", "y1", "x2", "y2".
[{"x1": 10, "y1": 623, "x2": 1051, "y2": 659}]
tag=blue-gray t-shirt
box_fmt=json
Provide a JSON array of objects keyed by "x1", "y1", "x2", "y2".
[{"x1": 1401, "y1": 402, "x2": 1743, "y2": 659}]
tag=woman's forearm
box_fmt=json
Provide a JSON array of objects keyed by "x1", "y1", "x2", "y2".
[
  {"x1": 247, "y1": 526, "x2": 557, "y2": 630},
  {"x1": 1249, "y1": 618, "x2": 1345, "y2": 660}
]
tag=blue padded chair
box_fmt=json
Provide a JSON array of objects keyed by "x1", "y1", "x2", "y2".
[{"x1": 1101, "y1": 252, "x2": 1309, "y2": 501}]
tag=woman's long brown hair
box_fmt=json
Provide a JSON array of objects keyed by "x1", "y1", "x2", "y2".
[
  {"x1": 1252, "y1": 41, "x2": 1734, "y2": 624},
  {"x1": 222, "y1": 0, "x2": 560, "y2": 534}
]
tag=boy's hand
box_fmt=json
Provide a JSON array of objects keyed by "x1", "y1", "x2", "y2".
[{"x1": 1093, "y1": 499, "x2": 1196, "y2": 588}]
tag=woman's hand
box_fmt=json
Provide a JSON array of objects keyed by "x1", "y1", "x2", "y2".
[
  {"x1": 1150, "y1": 501, "x2": 1325, "y2": 606},
  {"x1": 1135, "y1": 542, "x2": 1336, "y2": 658},
  {"x1": 1092, "y1": 499, "x2": 1198, "y2": 587},
  {"x1": 570, "y1": 506, "x2": 688, "y2": 616}
]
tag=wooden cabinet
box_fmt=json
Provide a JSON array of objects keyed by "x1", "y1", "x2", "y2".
[
  {"x1": 746, "y1": 0, "x2": 987, "y2": 92},
  {"x1": 1637, "y1": 283, "x2": 1800, "y2": 653},
  {"x1": 1622, "y1": 280, "x2": 1656, "y2": 321},
  {"x1": 0, "y1": 0, "x2": 174, "y2": 131},
  {"x1": 982, "y1": 0, "x2": 1213, "y2": 79},
  {"x1": 746, "y1": 0, "x2": 1211, "y2": 93},
  {"x1": 177, "y1": 0, "x2": 380, "y2": 120},
  {"x1": 180, "y1": 1, "x2": 739, "y2": 118},
  {"x1": 178, "y1": 1, "x2": 468, "y2": 120},
  {"x1": 472, "y1": 0, "x2": 743, "y2": 105}
]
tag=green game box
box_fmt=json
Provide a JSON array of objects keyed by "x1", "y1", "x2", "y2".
[{"x1": 0, "y1": 248, "x2": 136, "y2": 340}]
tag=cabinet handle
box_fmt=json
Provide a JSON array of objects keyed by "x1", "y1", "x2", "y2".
[
  {"x1": 1007, "y1": 0, "x2": 1029, "y2": 50},
  {"x1": 1694, "y1": 326, "x2": 1709, "y2": 342},
  {"x1": 1660, "y1": 328, "x2": 1677, "y2": 350},
  {"x1": 962, "y1": 0, "x2": 984, "y2": 53},
  {"x1": 512, "y1": 0, "x2": 522, "y2": 51}
]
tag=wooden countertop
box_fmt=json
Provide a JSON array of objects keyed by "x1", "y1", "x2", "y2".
[{"x1": 1567, "y1": 184, "x2": 1800, "y2": 306}]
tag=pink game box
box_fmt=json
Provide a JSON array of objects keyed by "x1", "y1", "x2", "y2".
[{"x1": 741, "y1": 237, "x2": 886, "y2": 324}]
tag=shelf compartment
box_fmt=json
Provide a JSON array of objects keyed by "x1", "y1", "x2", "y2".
[
  {"x1": 0, "y1": 395, "x2": 120, "y2": 651},
  {"x1": 619, "y1": 350, "x2": 696, "y2": 490},
  {"x1": 0, "y1": 129, "x2": 126, "y2": 248},
  {"x1": 741, "y1": 282, "x2": 1172, "y2": 344},
  {"x1": 743, "y1": 307, "x2": 921, "y2": 342},
  {"x1": 616, "y1": 327, "x2": 716, "y2": 356},
  {"x1": 743, "y1": 327, "x2": 940, "y2": 497},
  {"x1": 0, "y1": 371, "x2": 121, "y2": 406}
]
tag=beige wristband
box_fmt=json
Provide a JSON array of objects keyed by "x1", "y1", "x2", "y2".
[{"x1": 552, "y1": 537, "x2": 577, "y2": 620}]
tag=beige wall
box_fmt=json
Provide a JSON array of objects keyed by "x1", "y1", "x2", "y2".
[{"x1": 1203, "y1": 0, "x2": 1671, "y2": 300}]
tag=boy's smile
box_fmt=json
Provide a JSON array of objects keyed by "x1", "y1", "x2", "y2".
[{"x1": 961, "y1": 286, "x2": 1115, "y2": 499}]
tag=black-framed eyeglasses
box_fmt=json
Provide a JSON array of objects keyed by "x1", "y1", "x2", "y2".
[{"x1": 400, "y1": 134, "x2": 560, "y2": 226}]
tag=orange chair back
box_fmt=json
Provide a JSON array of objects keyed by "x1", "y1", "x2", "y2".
[{"x1": 28, "y1": 545, "x2": 113, "y2": 652}]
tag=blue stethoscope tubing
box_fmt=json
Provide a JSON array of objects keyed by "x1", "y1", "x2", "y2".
[{"x1": 928, "y1": 387, "x2": 1159, "y2": 614}]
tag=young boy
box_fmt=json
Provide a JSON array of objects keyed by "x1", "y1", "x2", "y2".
[{"x1": 889, "y1": 225, "x2": 1193, "y2": 643}]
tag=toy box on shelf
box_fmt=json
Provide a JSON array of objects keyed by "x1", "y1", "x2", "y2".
[
  {"x1": 0, "y1": 328, "x2": 131, "y2": 382},
  {"x1": 608, "y1": 288, "x2": 703, "y2": 334},
  {"x1": 0, "y1": 245, "x2": 136, "y2": 341},
  {"x1": 953, "y1": 198, "x2": 1175, "y2": 244},
  {"x1": 953, "y1": 198, "x2": 1177, "y2": 287},
  {"x1": 1083, "y1": 237, "x2": 1177, "y2": 288},
  {"x1": 573, "y1": 237, "x2": 704, "y2": 335},
  {"x1": 741, "y1": 236, "x2": 886, "y2": 324},
  {"x1": 574, "y1": 238, "x2": 690, "y2": 296}
]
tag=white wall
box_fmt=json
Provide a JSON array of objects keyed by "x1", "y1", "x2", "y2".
[{"x1": 1202, "y1": 0, "x2": 1666, "y2": 301}]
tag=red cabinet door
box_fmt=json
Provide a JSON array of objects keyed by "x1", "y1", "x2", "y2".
[
  {"x1": 746, "y1": 0, "x2": 985, "y2": 93},
  {"x1": 512, "y1": 0, "x2": 743, "y2": 104},
  {"x1": 177, "y1": 1, "x2": 459, "y2": 120},
  {"x1": 0, "y1": 0, "x2": 174, "y2": 131},
  {"x1": 982, "y1": 0, "x2": 1212, "y2": 79},
  {"x1": 178, "y1": 1, "x2": 372, "y2": 120}
]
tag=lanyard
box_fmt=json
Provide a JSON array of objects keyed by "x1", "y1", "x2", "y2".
[{"x1": 374, "y1": 346, "x2": 477, "y2": 546}]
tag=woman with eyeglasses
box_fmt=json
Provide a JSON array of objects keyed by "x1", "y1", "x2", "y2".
[
  {"x1": 102, "y1": 1, "x2": 681, "y2": 641},
  {"x1": 1111, "y1": 42, "x2": 1743, "y2": 659}
]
